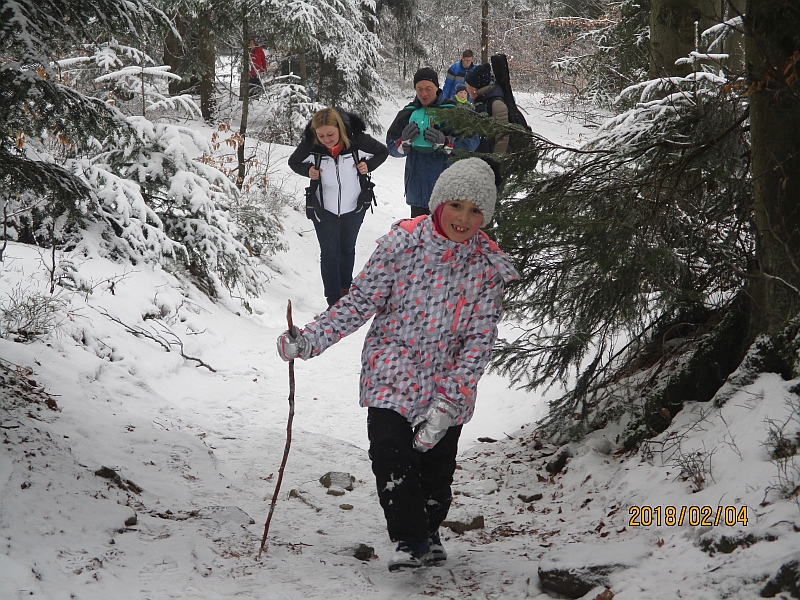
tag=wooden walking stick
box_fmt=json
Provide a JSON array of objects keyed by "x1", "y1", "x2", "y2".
[{"x1": 257, "y1": 299, "x2": 296, "y2": 559}]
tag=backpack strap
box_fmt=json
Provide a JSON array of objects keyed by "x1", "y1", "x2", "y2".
[
  {"x1": 305, "y1": 153, "x2": 324, "y2": 222},
  {"x1": 351, "y1": 147, "x2": 377, "y2": 214}
]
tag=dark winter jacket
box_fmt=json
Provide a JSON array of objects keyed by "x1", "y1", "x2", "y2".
[
  {"x1": 288, "y1": 110, "x2": 388, "y2": 215},
  {"x1": 473, "y1": 84, "x2": 509, "y2": 154},
  {"x1": 442, "y1": 59, "x2": 477, "y2": 100},
  {"x1": 298, "y1": 215, "x2": 519, "y2": 425},
  {"x1": 385, "y1": 92, "x2": 479, "y2": 209}
]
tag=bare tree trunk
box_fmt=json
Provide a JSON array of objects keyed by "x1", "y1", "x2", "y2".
[
  {"x1": 163, "y1": 13, "x2": 184, "y2": 95},
  {"x1": 745, "y1": 0, "x2": 800, "y2": 338},
  {"x1": 481, "y1": 0, "x2": 489, "y2": 64},
  {"x1": 649, "y1": 0, "x2": 720, "y2": 78},
  {"x1": 164, "y1": 12, "x2": 202, "y2": 96},
  {"x1": 237, "y1": 9, "x2": 249, "y2": 191},
  {"x1": 299, "y1": 44, "x2": 307, "y2": 87},
  {"x1": 198, "y1": 8, "x2": 216, "y2": 123}
]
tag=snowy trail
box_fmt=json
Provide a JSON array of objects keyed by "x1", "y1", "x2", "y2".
[
  {"x1": 4, "y1": 92, "x2": 796, "y2": 600},
  {"x1": 0, "y1": 92, "x2": 565, "y2": 599}
]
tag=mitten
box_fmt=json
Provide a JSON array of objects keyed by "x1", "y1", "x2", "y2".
[
  {"x1": 411, "y1": 394, "x2": 460, "y2": 452},
  {"x1": 276, "y1": 326, "x2": 313, "y2": 361}
]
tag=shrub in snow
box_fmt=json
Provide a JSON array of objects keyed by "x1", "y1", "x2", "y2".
[
  {"x1": 0, "y1": 283, "x2": 68, "y2": 341},
  {"x1": 199, "y1": 123, "x2": 290, "y2": 260},
  {"x1": 95, "y1": 117, "x2": 262, "y2": 296},
  {"x1": 254, "y1": 75, "x2": 322, "y2": 146},
  {"x1": 55, "y1": 40, "x2": 199, "y2": 119}
]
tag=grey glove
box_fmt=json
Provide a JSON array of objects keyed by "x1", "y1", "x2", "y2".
[
  {"x1": 400, "y1": 122, "x2": 420, "y2": 143},
  {"x1": 276, "y1": 325, "x2": 312, "y2": 361},
  {"x1": 411, "y1": 394, "x2": 460, "y2": 452},
  {"x1": 423, "y1": 127, "x2": 454, "y2": 150},
  {"x1": 423, "y1": 126, "x2": 446, "y2": 145}
]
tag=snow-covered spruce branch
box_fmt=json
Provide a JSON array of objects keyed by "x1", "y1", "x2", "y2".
[{"x1": 95, "y1": 307, "x2": 216, "y2": 372}]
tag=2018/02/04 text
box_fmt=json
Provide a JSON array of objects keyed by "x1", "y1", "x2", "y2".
[{"x1": 628, "y1": 505, "x2": 748, "y2": 527}]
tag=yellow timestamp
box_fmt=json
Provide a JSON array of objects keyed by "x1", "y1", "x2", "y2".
[{"x1": 628, "y1": 505, "x2": 748, "y2": 527}]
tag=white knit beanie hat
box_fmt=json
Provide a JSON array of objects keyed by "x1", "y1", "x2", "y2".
[{"x1": 428, "y1": 157, "x2": 497, "y2": 226}]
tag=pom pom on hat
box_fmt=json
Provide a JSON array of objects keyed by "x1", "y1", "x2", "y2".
[
  {"x1": 428, "y1": 158, "x2": 499, "y2": 227},
  {"x1": 465, "y1": 63, "x2": 492, "y2": 89},
  {"x1": 413, "y1": 67, "x2": 439, "y2": 88}
]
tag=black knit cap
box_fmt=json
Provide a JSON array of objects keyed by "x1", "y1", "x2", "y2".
[
  {"x1": 413, "y1": 67, "x2": 439, "y2": 88},
  {"x1": 465, "y1": 63, "x2": 492, "y2": 89}
]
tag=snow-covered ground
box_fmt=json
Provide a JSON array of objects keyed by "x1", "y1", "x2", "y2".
[{"x1": 1, "y1": 92, "x2": 799, "y2": 600}]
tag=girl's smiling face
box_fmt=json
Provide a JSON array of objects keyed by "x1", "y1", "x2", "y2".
[
  {"x1": 315, "y1": 124, "x2": 340, "y2": 149},
  {"x1": 440, "y1": 200, "x2": 483, "y2": 243}
]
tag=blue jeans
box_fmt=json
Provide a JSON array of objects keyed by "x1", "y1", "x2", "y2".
[{"x1": 313, "y1": 209, "x2": 365, "y2": 307}]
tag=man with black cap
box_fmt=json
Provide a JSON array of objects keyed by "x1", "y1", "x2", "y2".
[
  {"x1": 386, "y1": 67, "x2": 479, "y2": 217},
  {"x1": 465, "y1": 63, "x2": 509, "y2": 154}
]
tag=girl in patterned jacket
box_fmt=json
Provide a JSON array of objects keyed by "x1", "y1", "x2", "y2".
[{"x1": 277, "y1": 157, "x2": 519, "y2": 572}]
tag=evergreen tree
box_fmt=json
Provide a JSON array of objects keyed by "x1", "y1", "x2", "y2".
[
  {"x1": 376, "y1": 0, "x2": 426, "y2": 79},
  {"x1": 1, "y1": 0, "x2": 262, "y2": 296},
  {"x1": 480, "y1": 11, "x2": 757, "y2": 443},
  {"x1": 158, "y1": 0, "x2": 240, "y2": 123},
  {"x1": 1, "y1": 0, "x2": 155, "y2": 212},
  {"x1": 251, "y1": 0, "x2": 386, "y2": 132}
]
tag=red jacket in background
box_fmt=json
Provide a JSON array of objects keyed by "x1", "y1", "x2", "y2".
[{"x1": 249, "y1": 46, "x2": 267, "y2": 77}]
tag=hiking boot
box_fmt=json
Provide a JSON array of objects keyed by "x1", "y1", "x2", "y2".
[
  {"x1": 387, "y1": 540, "x2": 429, "y2": 572},
  {"x1": 424, "y1": 530, "x2": 447, "y2": 564}
]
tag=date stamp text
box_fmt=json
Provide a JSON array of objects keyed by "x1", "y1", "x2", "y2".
[{"x1": 628, "y1": 505, "x2": 748, "y2": 527}]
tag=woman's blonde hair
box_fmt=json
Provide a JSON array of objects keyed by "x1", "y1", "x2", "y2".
[{"x1": 311, "y1": 108, "x2": 351, "y2": 149}]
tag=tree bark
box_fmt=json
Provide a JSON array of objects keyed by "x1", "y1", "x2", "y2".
[
  {"x1": 238, "y1": 9, "x2": 249, "y2": 191},
  {"x1": 649, "y1": 0, "x2": 721, "y2": 78},
  {"x1": 745, "y1": 0, "x2": 800, "y2": 338},
  {"x1": 481, "y1": 0, "x2": 489, "y2": 64},
  {"x1": 298, "y1": 44, "x2": 307, "y2": 88},
  {"x1": 197, "y1": 8, "x2": 216, "y2": 123},
  {"x1": 164, "y1": 12, "x2": 199, "y2": 96}
]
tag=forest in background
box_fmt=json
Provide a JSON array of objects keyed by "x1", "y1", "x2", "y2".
[{"x1": 1, "y1": 0, "x2": 799, "y2": 456}]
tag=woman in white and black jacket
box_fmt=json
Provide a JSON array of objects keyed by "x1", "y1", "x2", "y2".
[{"x1": 289, "y1": 108, "x2": 388, "y2": 308}]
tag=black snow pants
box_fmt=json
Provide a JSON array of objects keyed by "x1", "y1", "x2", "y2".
[{"x1": 367, "y1": 407, "x2": 462, "y2": 544}]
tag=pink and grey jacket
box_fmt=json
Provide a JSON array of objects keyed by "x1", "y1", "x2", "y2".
[{"x1": 299, "y1": 215, "x2": 519, "y2": 426}]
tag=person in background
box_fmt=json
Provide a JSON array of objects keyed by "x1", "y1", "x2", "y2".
[
  {"x1": 453, "y1": 84, "x2": 470, "y2": 106},
  {"x1": 465, "y1": 63, "x2": 509, "y2": 154},
  {"x1": 276, "y1": 157, "x2": 519, "y2": 572},
  {"x1": 442, "y1": 49, "x2": 477, "y2": 101},
  {"x1": 249, "y1": 38, "x2": 268, "y2": 97},
  {"x1": 288, "y1": 108, "x2": 388, "y2": 308},
  {"x1": 386, "y1": 67, "x2": 479, "y2": 217}
]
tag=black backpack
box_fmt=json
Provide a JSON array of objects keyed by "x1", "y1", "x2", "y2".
[
  {"x1": 305, "y1": 153, "x2": 323, "y2": 222},
  {"x1": 489, "y1": 54, "x2": 532, "y2": 149}
]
